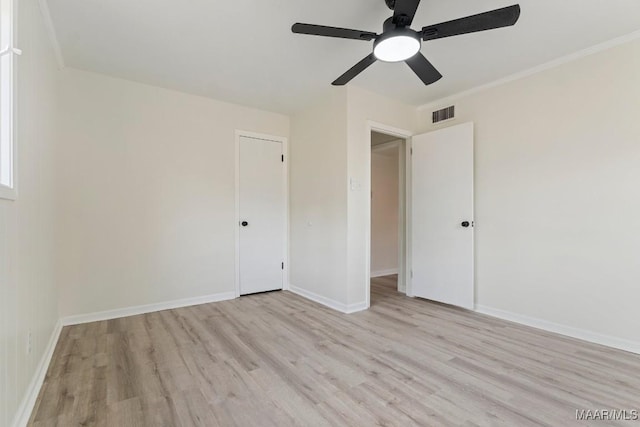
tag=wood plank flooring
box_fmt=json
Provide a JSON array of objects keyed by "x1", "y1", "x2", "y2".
[{"x1": 29, "y1": 276, "x2": 640, "y2": 426}]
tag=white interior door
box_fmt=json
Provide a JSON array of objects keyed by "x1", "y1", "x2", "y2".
[
  {"x1": 239, "y1": 135, "x2": 284, "y2": 295},
  {"x1": 411, "y1": 122, "x2": 474, "y2": 309}
]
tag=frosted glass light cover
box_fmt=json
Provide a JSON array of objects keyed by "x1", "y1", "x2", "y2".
[{"x1": 374, "y1": 35, "x2": 420, "y2": 62}]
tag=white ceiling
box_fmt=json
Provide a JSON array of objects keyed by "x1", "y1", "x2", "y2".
[
  {"x1": 372, "y1": 131, "x2": 401, "y2": 146},
  {"x1": 47, "y1": 0, "x2": 640, "y2": 114},
  {"x1": 373, "y1": 143, "x2": 400, "y2": 157}
]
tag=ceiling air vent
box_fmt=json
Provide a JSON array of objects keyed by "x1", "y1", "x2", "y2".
[{"x1": 432, "y1": 105, "x2": 455, "y2": 124}]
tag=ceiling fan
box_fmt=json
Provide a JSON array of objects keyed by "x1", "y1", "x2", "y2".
[{"x1": 292, "y1": 0, "x2": 521, "y2": 86}]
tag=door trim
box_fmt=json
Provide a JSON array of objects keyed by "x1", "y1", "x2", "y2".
[
  {"x1": 366, "y1": 121, "x2": 413, "y2": 309},
  {"x1": 234, "y1": 130, "x2": 289, "y2": 298}
]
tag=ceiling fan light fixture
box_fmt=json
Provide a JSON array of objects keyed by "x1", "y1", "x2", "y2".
[
  {"x1": 373, "y1": 30, "x2": 420, "y2": 62},
  {"x1": 292, "y1": 1, "x2": 521, "y2": 85}
]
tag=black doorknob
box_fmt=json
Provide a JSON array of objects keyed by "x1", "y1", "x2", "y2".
[
  {"x1": 241, "y1": 221, "x2": 249, "y2": 227},
  {"x1": 461, "y1": 221, "x2": 470, "y2": 228}
]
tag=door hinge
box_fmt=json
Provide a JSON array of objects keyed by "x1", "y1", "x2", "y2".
[
  {"x1": 281, "y1": 262, "x2": 284, "y2": 270},
  {"x1": 410, "y1": 270, "x2": 413, "y2": 278},
  {"x1": 410, "y1": 147, "x2": 413, "y2": 155},
  {"x1": 281, "y1": 155, "x2": 284, "y2": 162}
]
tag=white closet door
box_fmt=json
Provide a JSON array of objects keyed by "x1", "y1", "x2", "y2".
[{"x1": 239, "y1": 136, "x2": 284, "y2": 295}]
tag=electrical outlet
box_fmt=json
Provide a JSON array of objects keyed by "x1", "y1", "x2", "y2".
[{"x1": 27, "y1": 330, "x2": 32, "y2": 355}]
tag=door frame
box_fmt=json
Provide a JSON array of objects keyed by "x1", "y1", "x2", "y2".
[
  {"x1": 366, "y1": 121, "x2": 413, "y2": 307},
  {"x1": 234, "y1": 130, "x2": 289, "y2": 298}
]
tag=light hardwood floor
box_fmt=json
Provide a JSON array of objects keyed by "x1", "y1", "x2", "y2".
[{"x1": 29, "y1": 276, "x2": 640, "y2": 426}]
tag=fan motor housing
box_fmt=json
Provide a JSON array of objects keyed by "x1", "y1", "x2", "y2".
[
  {"x1": 383, "y1": 17, "x2": 396, "y2": 33},
  {"x1": 375, "y1": 26, "x2": 420, "y2": 46}
]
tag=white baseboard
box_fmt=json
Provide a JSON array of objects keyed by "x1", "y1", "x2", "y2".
[
  {"x1": 370, "y1": 269, "x2": 398, "y2": 278},
  {"x1": 345, "y1": 301, "x2": 368, "y2": 314},
  {"x1": 476, "y1": 305, "x2": 640, "y2": 355},
  {"x1": 12, "y1": 319, "x2": 63, "y2": 427},
  {"x1": 61, "y1": 291, "x2": 237, "y2": 326},
  {"x1": 289, "y1": 285, "x2": 368, "y2": 314}
]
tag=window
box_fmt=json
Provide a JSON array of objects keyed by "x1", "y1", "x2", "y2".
[{"x1": 0, "y1": 0, "x2": 19, "y2": 200}]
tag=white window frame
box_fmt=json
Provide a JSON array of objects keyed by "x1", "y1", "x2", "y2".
[{"x1": 0, "y1": 0, "x2": 20, "y2": 200}]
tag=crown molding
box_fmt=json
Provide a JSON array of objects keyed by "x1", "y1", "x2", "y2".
[{"x1": 419, "y1": 29, "x2": 640, "y2": 111}]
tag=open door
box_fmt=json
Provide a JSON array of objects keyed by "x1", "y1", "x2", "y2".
[{"x1": 411, "y1": 122, "x2": 474, "y2": 309}]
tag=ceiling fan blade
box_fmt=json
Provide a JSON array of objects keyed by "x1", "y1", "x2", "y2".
[
  {"x1": 405, "y1": 53, "x2": 442, "y2": 85},
  {"x1": 332, "y1": 54, "x2": 377, "y2": 86},
  {"x1": 292, "y1": 23, "x2": 377, "y2": 41},
  {"x1": 393, "y1": 0, "x2": 421, "y2": 26},
  {"x1": 421, "y1": 4, "x2": 521, "y2": 41}
]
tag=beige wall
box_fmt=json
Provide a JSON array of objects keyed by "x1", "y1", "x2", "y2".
[
  {"x1": 346, "y1": 86, "x2": 417, "y2": 305},
  {"x1": 417, "y1": 38, "x2": 640, "y2": 344},
  {"x1": 289, "y1": 88, "x2": 349, "y2": 305},
  {"x1": 0, "y1": 0, "x2": 61, "y2": 425},
  {"x1": 370, "y1": 146, "x2": 399, "y2": 275},
  {"x1": 56, "y1": 69, "x2": 289, "y2": 318},
  {"x1": 289, "y1": 86, "x2": 416, "y2": 309}
]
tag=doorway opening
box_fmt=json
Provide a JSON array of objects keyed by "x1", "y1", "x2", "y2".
[
  {"x1": 370, "y1": 129, "x2": 408, "y2": 303},
  {"x1": 367, "y1": 122, "x2": 475, "y2": 311}
]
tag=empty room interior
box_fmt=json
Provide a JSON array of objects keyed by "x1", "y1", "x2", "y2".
[{"x1": 2, "y1": 0, "x2": 640, "y2": 426}]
